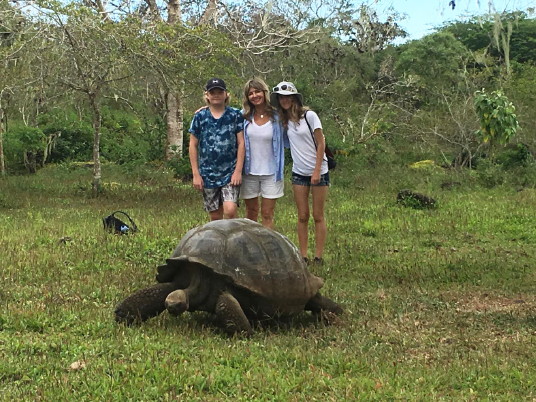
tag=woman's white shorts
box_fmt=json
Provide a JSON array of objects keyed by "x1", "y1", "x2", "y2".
[{"x1": 240, "y1": 174, "x2": 284, "y2": 199}]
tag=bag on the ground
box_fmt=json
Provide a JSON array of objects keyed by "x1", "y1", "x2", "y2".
[
  {"x1": 103, "y1": 211, "x2": 138, "y2": 235},
  {"x1": 304, "y1": 111, "x2": 337, "y2": 170}
]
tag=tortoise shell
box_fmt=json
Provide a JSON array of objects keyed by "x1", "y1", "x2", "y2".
[{"x1": 156, "y1": 219, "x2": 324, "y2": 313}]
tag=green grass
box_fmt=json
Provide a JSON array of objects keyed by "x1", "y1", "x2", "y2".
[{"x1": 1, "y1": 161, "x2": 536, "y2": 400}]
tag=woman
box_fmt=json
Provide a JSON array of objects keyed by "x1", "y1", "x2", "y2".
[
  {"x1": 271, "y1": 81, "x2": 329, "y2": 264},
  {"x1": 240, "y1": 78, "x2": 285, "y2": 229}
]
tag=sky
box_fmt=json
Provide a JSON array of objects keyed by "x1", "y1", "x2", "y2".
[{"x1": 372, "y1": 0, "x2": 535, "y2": 41}]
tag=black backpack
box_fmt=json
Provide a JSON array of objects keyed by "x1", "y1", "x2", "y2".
[
  {"x1": 304, "y1": 111, "x2": 336, "y2": 170},
  {"x1": 103, "y1": 211, "x2": 138, "y2": 235}
]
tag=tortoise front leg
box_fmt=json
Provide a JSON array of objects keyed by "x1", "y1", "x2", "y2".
[
  {"x1": 305, "y1": 293, "x2": 344, "y2": 315},
  {"x1": 215, "y1": 292, "x2": 252, "y2": 336},
  {"x1": 115, "y1": 282, "x2": 177, "y2": 325}
]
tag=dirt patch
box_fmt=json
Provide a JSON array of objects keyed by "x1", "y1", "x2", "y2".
[{"x1": 442, "y1": 291, "x2": 536, "y2": 314}]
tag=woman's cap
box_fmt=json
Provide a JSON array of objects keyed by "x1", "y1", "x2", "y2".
[
  {"x1": 270, "y1": 81, "x2": 303, "y2": 106},
  {"x1": 205, "y1": 78, "x2": 227, "y2": 91}
]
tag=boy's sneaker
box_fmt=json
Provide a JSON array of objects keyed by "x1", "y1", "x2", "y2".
[
  {"x1": 313, "y1": 257, "x2": 324, "y2": 265},
  {"x1": 303, "y1": 257, "x2": 310, "y2": 265}
]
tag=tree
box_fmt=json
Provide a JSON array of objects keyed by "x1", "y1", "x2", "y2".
[
  {"x1": 126, "y1": 0, "x2": 240, "y2": 162},
  {"x1": 144, "y1": 0, "x2": 186, "y2": 162},
  {"x1": 1, "y1": 2, "x2": 50, "y2": 175},
  {"x1": 443, "y1": 12, "x2": 536, "y2": 76},
  {"x1": 339, "y1": 4, "x2": 406, "y2": 54},
  {"x1": 395, "y1": 32, "x2": 472, "y2": 95},
  {"x1": 474, "y1": 89, "x2": 519, "y2": 154},
  {"x1": 1, "y1": 4, "x2": 26, "y2": 175},
  {"x1": 37, "y1": 2, "x2": 135, "y2": 192}
]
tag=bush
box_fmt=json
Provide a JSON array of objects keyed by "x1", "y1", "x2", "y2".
[
  {"x1": 495, "y1": 143, "x2": 533, "y2": 168},
  {"x1": 474, "y1": 159, "x2": 506, "y2": 188},
  {"x1": 166, "y1": 156, "x2": 192, "y2": 181},
  {"x1": 4, "y1": 125, "x2": 47, "y2": 172},
  {"x1": 37, "y1": 110, "x2": 94, "y2": 163}
]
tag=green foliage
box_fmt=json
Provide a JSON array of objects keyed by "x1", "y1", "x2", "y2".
[
  {"x1": 37, "y1": 110, "x2": 94, "y2": 162},
  {"x1": 395, "y1": 32, "x2": 472, "y2": 92},
  {"x1": 166, "y1": 156, "x2": 193, "y2": 181},
  {"x1": 100, "y1": 108, "x2": 148, "y2": 165},
  {"x1": 474, "y1": 89, "x2": 519, "y2": 146},
  {"x1": 444, "y1": 12, "x2": 536, "y2": 64},
  {"x1": 473, "y1": 148, "x2": 536, "y2": 189},
  {"x1": 3, "y1": 125, "x2": 46, "y2": 171},
  {"x1": 504, "y1": 63, "x2": 536, "y2": 149},
  {"x1": 508, "y1": 15, "x2": 536, "y2": 63},
  {"x1": 495, "y1": 143, "x2": 533, "y2": 168},
  {"x1": 7, "y1": 125, "x2": 46, "y2": 151},
  {"x1": 2, "y1": 0, "x2": 535, "y2": 189},
  {"x1": 473, "y1": 158, "x2": 506, "y2": 188}
]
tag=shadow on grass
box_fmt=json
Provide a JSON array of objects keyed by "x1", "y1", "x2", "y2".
[{"x1": 131, "y1": 310, "x2": 345, "y2": 338}]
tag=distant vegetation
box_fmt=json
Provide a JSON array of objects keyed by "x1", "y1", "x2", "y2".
[{"x1": 1, "y1": 2, "x2": 535, "y2": 187}]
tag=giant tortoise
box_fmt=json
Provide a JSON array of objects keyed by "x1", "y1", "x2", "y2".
[{"x1": 114, "y1": 218, "x2": 343, "y2": 335}]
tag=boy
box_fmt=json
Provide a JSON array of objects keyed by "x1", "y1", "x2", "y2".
[{"x1": 189, "y1": 78, "x2": 245, "y2": 221}]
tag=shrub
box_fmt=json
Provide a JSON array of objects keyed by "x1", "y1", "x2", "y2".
[
  {"x1": 4, "y1": 125, "x2": 47, "y2": 173},
  {"x1": 495, "y1": 143, "x2": 533, "y2": 168}
]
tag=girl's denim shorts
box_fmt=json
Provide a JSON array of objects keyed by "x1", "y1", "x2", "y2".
[{"x1": 291, "y1": 172, "x2": 330, "y2": 187}]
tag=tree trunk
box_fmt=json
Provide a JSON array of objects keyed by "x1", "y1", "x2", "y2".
[
  {"x1": 199, "y1": 0, "x2": 218, "y2": 25},
  {"x1": 24, "y1": 151, "x2": 37, "y2": 174},
  {"x1": 89, "y1": 92, "x2": 102, "y2": 195},
  {"x1": 167, "y1": 0, "x2": 181, "y2": 24},
  {"x1": 165, "y1": 90, "x2": 183, "y2": 160},
  {"x1": 164, "y1": 0, "x2": 184, "y2": 161},
  {"x1": 159, "y1": 0, "x2": 214, "y2": 162}
]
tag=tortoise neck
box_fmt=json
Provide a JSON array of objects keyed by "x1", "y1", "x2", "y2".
[{"x1": 183, "y1": 264, "x2": 211, "y2": 309}]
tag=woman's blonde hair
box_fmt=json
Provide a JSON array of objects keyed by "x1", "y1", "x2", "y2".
[{"x1": 242, "y1": 77, "x2": 274, "y2": 121}]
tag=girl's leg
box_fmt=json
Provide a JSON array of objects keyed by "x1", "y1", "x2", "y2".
[
  {"x1": 260, "y1": 198, "x2": 277, "y2": 229},
  {"x1": 244, "y1": 198, "x2": 259, "y2": 222},
  {"x1": 293, "y1": 184, "x2": 310, "y2": 259},
  {"x1": 311, "y1": 185, "x2": 328, "y2": 259}
]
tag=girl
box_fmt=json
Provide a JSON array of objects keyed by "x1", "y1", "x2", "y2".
[{"x1": 271, "y1": 81, "x2": 330, "y2": 264}]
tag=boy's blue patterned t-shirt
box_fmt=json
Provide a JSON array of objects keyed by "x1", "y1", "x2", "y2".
[{"x1": 189, "y1": 107, "x2": 244, "y2": 188}]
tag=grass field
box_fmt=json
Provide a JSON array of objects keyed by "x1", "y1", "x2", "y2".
[{"x1": 1, "y1": 160, "x2": 535, "y2": 400}]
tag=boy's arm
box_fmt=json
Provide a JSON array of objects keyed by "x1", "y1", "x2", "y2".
[
  {"x1": 231, "y1": 130, "x2": 245, "y2": 186},
  {"x1": 189, "y1": 134, "x2": 203, "y2": 190}
]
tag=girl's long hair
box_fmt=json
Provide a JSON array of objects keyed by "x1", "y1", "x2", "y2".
[
  {"x1": 242, "y1": 78, "x2": 274, "y2": 121},
  {"x1": 277, "y1": 95, "x2": 309, "y2": 129}
]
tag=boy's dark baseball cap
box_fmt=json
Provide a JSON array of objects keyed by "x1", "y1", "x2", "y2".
[{"x1": 205, "y1": 78, "x2": 227, "y2": 91}]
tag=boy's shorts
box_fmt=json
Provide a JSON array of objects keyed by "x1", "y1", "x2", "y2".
[
  {"x1": 291, "y1": 172, "x2": 330, "y2": 187},
  {"x1": 203, "y1": 183, "x2": 240, "y2": 212},
  {"x1": 240, "y1": 174, "x2": 284, "y2": 200}
]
